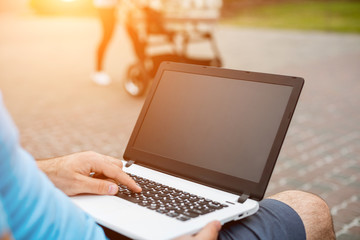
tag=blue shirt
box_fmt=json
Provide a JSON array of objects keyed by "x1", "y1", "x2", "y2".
[
  {"x1": 0, "y1": 198, "x2": 10, "y2": 239},
  {"x1": 0, "y1": 92, "x2": 107, "y2": 240}
]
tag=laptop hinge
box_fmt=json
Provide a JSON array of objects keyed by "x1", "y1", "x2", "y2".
[
  {"x1": 237, "y1": 193, "x2": 250, "y2": 203},
  {"x1": 125, "y1": 160, "x2": 135, "y2": 168}
]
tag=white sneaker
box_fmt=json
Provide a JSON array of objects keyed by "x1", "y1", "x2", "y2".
[{"x1": 91, "y1": 71, "x2": 111, "y2": 86}]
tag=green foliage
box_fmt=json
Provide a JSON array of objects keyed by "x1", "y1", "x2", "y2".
[{"x1": 222, "y1": 1, "x2": 360, "y2": 33}]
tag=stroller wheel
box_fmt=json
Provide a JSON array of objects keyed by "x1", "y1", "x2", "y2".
[{"x1": 123, "y1": 64, "x2": 148, "y2": 97}]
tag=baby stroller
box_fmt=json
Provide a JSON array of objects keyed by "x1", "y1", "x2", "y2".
[{"x1": 123, "y1": 0, "x2": 223, "y2": 97}]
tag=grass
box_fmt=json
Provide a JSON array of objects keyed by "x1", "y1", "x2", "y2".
[{"x1": 222, "y1": 1, "x2": 360, "y2": 33}]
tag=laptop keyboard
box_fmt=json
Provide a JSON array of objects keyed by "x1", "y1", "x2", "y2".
[{"x1": 116, "y1": 173, "x2": 228, "y2": 221}]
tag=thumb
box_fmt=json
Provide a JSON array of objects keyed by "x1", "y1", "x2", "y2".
[
  {"x1": 78, "y1": 175, "x2": 119, "y2": 195},
  {"x1": 194, "y1": 221, "x2": 221, "y2": 240}
]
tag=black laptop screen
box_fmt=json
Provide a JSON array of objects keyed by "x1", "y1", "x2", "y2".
[{"x1": 132, "y1": 70, "x2": 293, "y2": 183}]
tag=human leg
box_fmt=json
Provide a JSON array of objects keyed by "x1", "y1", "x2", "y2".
[
  {"x1": 269, "y1": 190, "x2": 335, "y2": 240},
  {"x1": 92, "y1": 7, "x2": 116, "y2": 85},
  {"x1": 96, "y1": 7, "x2": 116, "y2": 72},
  {"x1": 218, "y1": 190, "x2": 335, "y2": 240}
]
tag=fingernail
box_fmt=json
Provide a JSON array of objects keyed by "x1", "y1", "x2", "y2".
[
  {"x1": 215, "y1": 221, "x2": 222, "y2": 231},
  {"x1": 108, "y1": 184, "x2": 118, "y2": 194}
]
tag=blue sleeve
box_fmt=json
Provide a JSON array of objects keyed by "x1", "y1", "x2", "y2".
[
  {"x1": 0, "y1": 92, "x2": 107, "y2": 240},
  {"x1": 0, "y1": 197, "x2": 10, "y2": 239}
]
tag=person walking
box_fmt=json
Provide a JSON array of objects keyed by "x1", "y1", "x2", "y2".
[{"x1": 92, "y1": 0, "x2": 118, "y2": 85}]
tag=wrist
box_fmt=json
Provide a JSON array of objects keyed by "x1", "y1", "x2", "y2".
[
  {"x1": 37, "y1": 157, "x2": 75, "y2": 195},
  {"x1": 37, "y1": 158, "x2": 61, "y2": 180}
]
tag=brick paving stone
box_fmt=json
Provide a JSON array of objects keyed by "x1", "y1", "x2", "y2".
[
  {"x1": 1, "y1": 14, "x2": 360, "y2": 239},
  {"x1": 337, "y1": 217, "x2": 360, "y2": 240},
  {"x1": 336, "y1": 209, "x2": 360, "y2": 225},
  {"x1": 337, "y1": 234, "x2": 360, "y2": 240},
  {"x1": 349, "y1": 226, "x2": 360, "y2": 235},
  {"x1": 335, "y1": 222, "x2": 345, "y2": 233}
]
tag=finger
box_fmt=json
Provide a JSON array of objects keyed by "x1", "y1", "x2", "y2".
[
  {"x1": 91, "y1": 158, "x2": 122, "y2": 179},
  {"x1": 103, "y1": 155, "x2": 123, "y2": 168},
  {"x1": 115, "y1": 171, "x2": 142, "y2": 193},
  {"x1": 101, "y1": 178, "x2": 117, "y2": 184},
  {"x1": 77, "y1": 174, "x2": 119, "y2": 195},
  {"x1": 89, "y1": 156, "x2": 141, "y2": 193},
  {"x1": 194, "y1": 221, "x2": 221, "y2": 240}
]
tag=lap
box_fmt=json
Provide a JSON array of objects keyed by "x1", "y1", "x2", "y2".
[{"x1": 218, "y1": 199, "x2": 306, "y2": 240}]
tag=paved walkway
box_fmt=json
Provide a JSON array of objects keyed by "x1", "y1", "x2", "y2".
[{"x1": 1, "y1": 14, "x2": 359, "y2": 239}]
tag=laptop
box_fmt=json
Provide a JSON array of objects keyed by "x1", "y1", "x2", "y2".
[{"x1": 71, "y1": 62, "x2": 304, "y2": 239}]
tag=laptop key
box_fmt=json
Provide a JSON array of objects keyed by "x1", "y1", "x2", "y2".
[
  {"x1": 182, "y1": 211, "x2": 199, "y2": 218},
  {"x1": 208, "y1": 202, "x2": 223, "y2": 209},
  {"x1": 166, "y1": 212, "x2": 180, "y2": 218},
  {"x1": 116, "y1": 193, "x2": 141, "y2": 203},
  {"x1": 176, "y1": 216, "x2": 191, "y2": 221},
  {"x1": 156, "y1": 209, "x2": 169, "y2": 214},
  {"x1": 138, "y1": 200, "x2": 150, "y2": 206},
  {"x1": 202, "y1": 208, "x2": 215, "y2": 214},
  {"x1": 188, "y1": 209, "x2": 203, "y2": 215},
  {"x1": 147, "y1": 203, "x2": 160, "y2": 210}
]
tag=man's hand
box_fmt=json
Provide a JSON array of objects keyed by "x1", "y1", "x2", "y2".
[
  {"x1": 37, "y1": 151, "x2": 141, "y2": 196},
  {"x1": 175, "y1": 221, "x2": 222, "y2": 240}
]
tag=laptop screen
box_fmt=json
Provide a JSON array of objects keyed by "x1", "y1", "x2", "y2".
[
  {"x1": 133, "y1": 70, "x2": 293, "y2": 183},
  {"x1": 125, "y1": 62, "x2": 303, "y2": 200}
]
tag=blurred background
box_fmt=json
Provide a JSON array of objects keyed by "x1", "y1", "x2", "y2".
[{"x1": 0, "y1": 0, "x2": 359, "y2": 239}]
